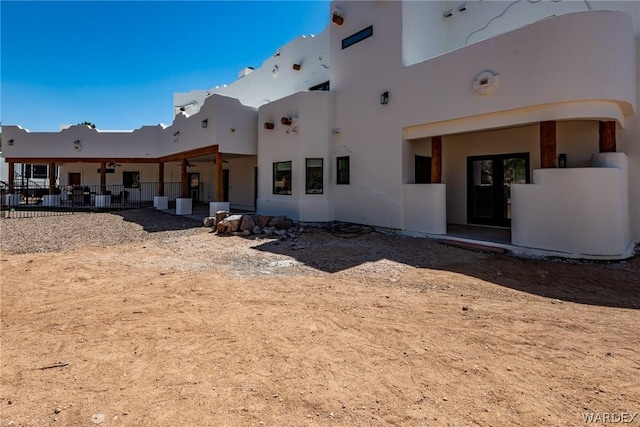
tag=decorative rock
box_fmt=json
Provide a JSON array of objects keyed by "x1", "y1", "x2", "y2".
[
  {"x1": 262, "y1": 227, "x2": 276, "y2": 236},
  {"x1": 203, "y1": 216, "x2": 216, "y2": 227},
  {"x1": 269, "y1": 215, "x2": 293, "y2": 230},
  {"x1": 274, "y1": 229, "x2": 287, "y2": 236},
  {"x1": 256, "y1": 215, "x2": 271, "y2": 228},
  {"x1": 242, "y1": 230, "x2": 251, "y2": 237},
  {"x1": 240, "y1": 215, "x2": 256, "y2": 232},
  {"x1": 214, "y1": 210, "x2": 229, "y2": 227},
  {"x1": 252, "y1": 226, "x2": 262, "y2": 235},
  {"x1": 216, "y1": 214, "x2": 243, "y2": 234}
]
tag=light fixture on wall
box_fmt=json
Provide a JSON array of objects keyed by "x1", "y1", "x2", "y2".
[
  {"x1": 558, "y1": 153, "x2": 567, "y2": 168},
  {"x1": 173, "y1": 131, "x2": 180, "y2": 143},
  {"x1": 332, "y1": 128, "x2": 342, "y2": 134},
  {"x1": 332, "y1": 10, "x2": 344, "y2": 25},
  {"x1": 8, "y1": 139, "x2": 14, "y2": 146},
  {"x1": 201, "y1": 119, "x2": 208, "y2": 128},
  {"x1": 380, "y1": 91, "x2": 389, "y2": 105},
  {"x1": 229, "y1": 128, "x2": 235, "y2": 133},
  {"x1": 73, "y1": 140, "x2": 82, "y2": 152},
  {"x1": 443, "y1": 9, "x2": 453, "y2": 18},
  {"x1": 292, "y1": 63, "x2": 301, "y2": 71},
  {"x1": 281, "y1": 117, "x2": 293, "y2": 126},
  {"x1": 264, "y1": 122, "x2": 275, "y2": 130},
  {"x1": 458, "y1": 3, "x2": 467, "y2": 12}
]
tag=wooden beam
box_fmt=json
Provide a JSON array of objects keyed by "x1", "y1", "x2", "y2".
[
  {"x1": 99, "y1": 161, "x2": 107, "y2": 195},
  {"x1": 540, "y1": 121, "x2": 557, "y2": 168},
  {"x1": 431, "y1": 136, "x2": 442, "y2": 184},
  {"x1": 49, "y1": 162, "x2": 56, "y2": 195},
  {"x1": 157, "y1": 145, "x2": 218, "y2": 163},
  {"x1": 215, "y1": 152, "x2": 224, "y2": 202},
  {"x1": 8, "y1": 162, "x2": 15, "y2": 194},
  {"x1": 4, "y1": 145, "x2": 220, "y2": 165},
  {"x1": 599, "y1": 121, "x2": 616, "y2": 153},
  {"x1": 158, "y1": 162, "x2": 165, "y2": 197},
  {"x1": 181, "y1": 158, "x2": 188, "y2": 198}
]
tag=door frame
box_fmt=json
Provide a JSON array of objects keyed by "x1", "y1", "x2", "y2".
[{"x1": 466, "y1": 152, "x2": 530, "y2": 227}]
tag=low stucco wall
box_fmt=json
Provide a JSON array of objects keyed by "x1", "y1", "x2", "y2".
[
  {"x1": 511, "y1": 153, "x2": 630, "y2": 257},
  {"x1": 403, "y1": 184, "x2": 447, "y2": 235}
]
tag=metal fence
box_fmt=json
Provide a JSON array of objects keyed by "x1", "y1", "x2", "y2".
[{"x1": 1, "y1": 182, "x2": 194, "y2": 219}]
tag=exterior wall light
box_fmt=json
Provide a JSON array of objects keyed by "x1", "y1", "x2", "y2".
[
  {"x1": 458, "y1": 3, "x2": 467, "y2": 12},
  {"x1": 292, "y1": 63, "x2": 301, "y2": 71},
  {"x1": 443, "y1": 9, "x2": 453, "y2": 18},
  {"x1": 380, "y1": 91, "x2": 389, "y2": 105},
  {"x1": 8, "y1": 139, "x2": 14, "y2": 146},
  {"x1": 281, "y1": 117, "x2": 293, "y2": 126},
  {"x1": 73, "y1": 140, "x2": 82, "y2": 152},
  {"x1": 173, "y1": 131, "x2": 180, "y2": 143},
  {"x1": 202, "y1": 119, "x2": 208, "y2": 128},
  {"x1": 264, "y1": 122, "x2": 275, "y2": 130},
  {"x1": 332, "y1": 12, "x2": 344, "y2": 26}
]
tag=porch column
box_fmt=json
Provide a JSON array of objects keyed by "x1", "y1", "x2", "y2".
[
  {"x1": 599, "y1": 121, "x2": 616, "y2": 153},
  {"x1": 215, "y1": 151, "x2": 224, "y2": 202},
  {"x1": 99, "y1": 162, "x2": 107, "y2": 195},
  {"x1": 431, "y1": 136, "x2": 442, "y2": 184},
  {"x1": 158, "y1": 162, "x2": 165, "y2": 197},
  {"x1": 181, "y1": 158, "x2": 188, "y2": 198},
  {"x1": 540, "y1": 121, "x2": 557, "y2": 168},
  {"x1": 8, "y1": 161, "x2": 15, "y2": 194},
  {"x1": 48, "y1": 162, "x2": 56, "y2": 195}
]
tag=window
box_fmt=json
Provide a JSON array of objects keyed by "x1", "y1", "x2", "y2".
[
  {"x1": 32, "y1": 165, "x2": 48, "y2": 179},
  {"x1": 415, "y1": 156, "x2": 432, "y2": 184},
  {"x1": 305, "y1": 158, "x2": 323, "y2": 194},
  {"x1": 309, "y1": 81, "x2": 330, "y2": 91},
  {"x1": 123, "y1": 171, "x2": 140, "y2": 188},
  {"x1": 337, "y1": 156, "x2": 350, "y2": 185},
  {"x1": 273, "y1": 161, "x2": 292, "y2": 195},
  {"x1": 342, "y1": 26, "x2": 373, "y2": 50}
]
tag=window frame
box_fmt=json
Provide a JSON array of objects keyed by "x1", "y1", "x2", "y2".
[
  {"x1": 337, "y1": 156, "x2": 350, "y2": 185},
  {"x1": 342, "y1": 25, "x2": 373, "y2": 50},
  {"x1": 305, "y1": 158, "x2": 324, "y2": 194},
  {"x1": 273, "y1": 161, "x2": 293, "y2": 195}
]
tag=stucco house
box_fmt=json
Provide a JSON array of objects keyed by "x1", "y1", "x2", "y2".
[{"x1": 2, "y1": 0, "x2": 639, "y2": 259}]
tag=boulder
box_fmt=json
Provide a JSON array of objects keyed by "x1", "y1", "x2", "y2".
[
  {"x1": 252, "y1": 226, "x2": 262, "y2": 235},
  {"x1": 256, "y1": 215, "x2": 271, "y2": 229},
  {"x1": 215, "y1": 210, "x2": 229, "y2": 226},
  {"x1": 240, "y1": 215, "x2": 256, "y2": 232},
  {"x1": 269, "y1": 215, "x2": 293, "y2": 230},
  {"x1": 216, "y1": 214, "x2": 243, "y2": 234},
  {"x1": 203, "y1": 216, "x2": 216, "y2": 227}
]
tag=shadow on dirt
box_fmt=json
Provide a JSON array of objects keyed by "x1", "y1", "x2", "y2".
[
  {"x1": 253, "y1": 229, "x2": 640, "y2": 310},
  {"x1": 111, "y1": 208, "x2": 204, "y2": 232}
]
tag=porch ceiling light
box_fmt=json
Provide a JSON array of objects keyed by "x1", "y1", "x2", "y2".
[
  {"x1": 281, "y1": 117, "x2": 293, "y2": 126},
  {"x1": 264, "y1": 122, "x2": 275, "y2": 130},
  {"x1": 202, "y1": 119, "x2": 208, "y2": 128},
  {"x1": 292, "y1": 63, "x2": 301, "y2": 71}
]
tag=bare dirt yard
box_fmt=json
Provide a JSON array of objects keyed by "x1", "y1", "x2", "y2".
[{"x1": 1, "y1": 209, "x2": 639, "y2": 427}]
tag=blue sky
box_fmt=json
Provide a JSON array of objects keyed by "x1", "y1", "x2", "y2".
[{"x1": 0, "y1": 1, "x2": 330, "y2": 132}]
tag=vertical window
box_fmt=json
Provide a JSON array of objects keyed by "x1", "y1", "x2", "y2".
[
  {"x1": 273, "y1": 161, "x2": 292, "y2": 195},
  {"x1": 415, "y1": 156, "x2": 432, "y2": 184},
  {"x1": 337, "y1": 156, "x2": 350, "y2": 185},
  {"x1": 123, "y1": 171, "x2": 140, "y2": 188},
  {"x1": 305, "y1": 158, "x2": 323, "y2": 194}
]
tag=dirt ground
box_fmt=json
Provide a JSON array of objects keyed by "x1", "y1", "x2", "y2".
[{"x1": 1, "y1": 212, "x2": 639, "y2": 426}]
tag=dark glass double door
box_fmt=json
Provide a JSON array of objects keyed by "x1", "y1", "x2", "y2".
[{"x1": 467, "y1": 153, "x2": 529, "y2": 227}]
